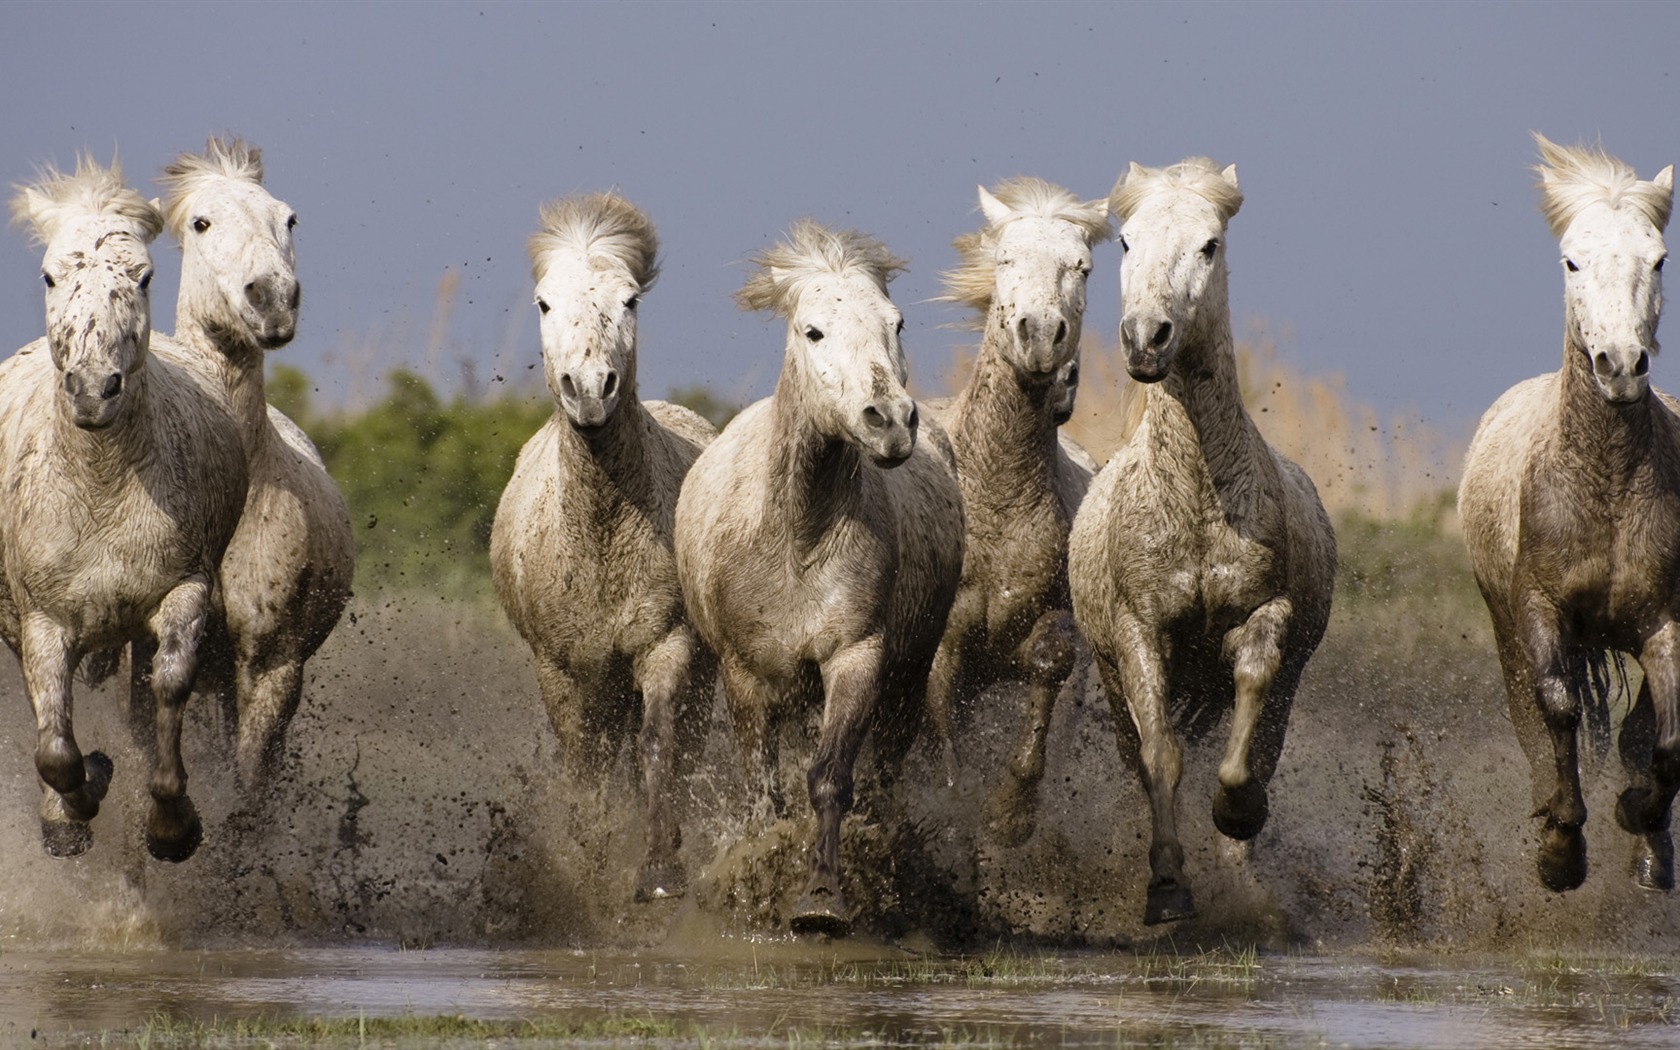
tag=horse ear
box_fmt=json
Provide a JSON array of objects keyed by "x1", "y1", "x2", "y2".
[
  {"x1": 1654, "y1": 165, "x2": 1674, "y2": 193},
  {"x1": 977, "y1": 185, "x2": 1011, "y2": 226},
  {"x1": 1126, "y1": 161, "x2": 1147, "y2": 184},
  {"x1": 9, "y1": 185, "x2": 55, "y2": 245},
  {"x1": 1220, "y1": 164, "x2": 1240, "y2": 191}
]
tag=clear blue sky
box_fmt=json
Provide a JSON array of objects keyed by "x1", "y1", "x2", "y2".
[{"x1": 3, "y1": 2, "x2": 1675, "y2": 435}]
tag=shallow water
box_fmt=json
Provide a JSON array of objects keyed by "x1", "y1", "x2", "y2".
[{"x1": 4, "y1": 946, "x2": 1677, "y2": 1047}]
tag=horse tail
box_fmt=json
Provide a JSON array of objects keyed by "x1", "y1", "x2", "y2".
[{"x1": 1569, "y1": 648, "x2": 1628, "y2": 762}]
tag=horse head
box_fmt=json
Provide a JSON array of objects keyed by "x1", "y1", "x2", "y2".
[
  {"x1": 740, "y1": 220, "x2": 917, "y2": 467},
  {"x1": 966, "y1": 180, "x2": 1107, "y2": 381},
  {"x1": 12, "y1": 158, "x2": 162, "y2": 430},
  {"x1": 528, "y1": 193, "x2": 659, "y2": 432},
  {"x1": 160, "y1": 137, "x2": 300, "y2": 353},
  {"x1": 1110, "y1": 158, "x2": 1243, "y2": 383},
  {"x1": 1537, "y1": 134, "x2": 1673, "y2": 405}
]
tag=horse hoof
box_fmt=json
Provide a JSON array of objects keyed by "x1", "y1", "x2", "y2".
[
  {"x1": 634, "y1": 861, "x2": 688, "y2": 903},
  {"x1": 40, "y1": 818, "x2": 93, "y2": 858},
  {"x1": 1537, "y1": 821, "x2": 1587, "y2": 892},
  {"x1": 1615, "y1": 787, "x2": 1660, "y2": 835},
  {"x1": 1144, "y1": 881, "x2": 1196, "y2": 926},
  {"x1": 146, "y1": 796, "x2": 203, "y2": 863},
  {"x1": 1634, "y1": 834, "x2": 1674, "y2": 892},
  {"x1": 1212, "y1": 780, "x2": 1269, "y2": 841},
  {"x1": 790, "y1": 888, "x2": 852, "y2": 938}
]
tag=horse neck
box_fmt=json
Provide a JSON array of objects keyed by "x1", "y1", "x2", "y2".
[
  {"x1": 555, "y1": 390, "x2": 659, "y2": 512},
  {"x1": 174, "y1": 315, "x2": 272, "y2": 457},
  {"x1": 1554, "y1": 332, "x2": 1655, "y2": 483},
  {"x1": 1144, "y1": 298, "x2": 1267, "y2": 485},
  {"x1": 949, "y1": 314, "x2": 1061, "y2": 499},
  {"x1": 53, "y1": 369, "x2": 155, "y2": 481},
  {"x1": 768, "y1": 363, "x2": 863, "y2": 551}
]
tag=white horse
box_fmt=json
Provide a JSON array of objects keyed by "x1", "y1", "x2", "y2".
[
  {"x1": 491, "y1": 192, "x2": 717, "y2": 902},
  {"x1": 0, "y1": 158, "x2": 248, "y2": 859},
  {"x1": 674, "y1": 220, "x2": 965, "y2": 936},
  {"x1": 922, "y1": 178, "x2": 1110, "y2": 845},
  {"x1": 153, "y1": 137, "x2": 354, "y2": 796},
  {"x1": 1069, "y1": 158, "x2": 1337, "y2": 925},
  {"x1": 1459, "y1": 135, "x2": 1676, "y2": 893}
]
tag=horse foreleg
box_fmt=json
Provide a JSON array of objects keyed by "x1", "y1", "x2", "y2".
[
  {"x1": 1212, "y1": 599, "x2": 1290, "y2": 841},
  {"x1": 719, "y1": 654, "x2": 784, "y2": 819},
  {"x1": 22, "y1": 613, "x2": 112, "y2": 856},
  {"x1": 126, "y1": 637, "x2": 158, "y2": 753},
  {"x1": 535, "y1": 657, "x2": 610, "y2": 777},
  {"x1": 1522, "y1": 599, "x2": 1588, "y2": 891},
  {"x1": 633, "y1": 629, "x2": 701, "y2": 902},
  {"x1": 1619, "y1": 625, "x2": 1680, "y2": 891},
  {"x1": 144, "y1": 576, "x2": 211, "y2": 862},
  {"x1": 1099, "y1": 616, "x2": 1191, "y2": 925},
  {"x1": 792, "y1": 638, "x2": 883, "y2": 938},
  {"x1": 990, "y1": 608, "x2": 1079, "y2": 847}
]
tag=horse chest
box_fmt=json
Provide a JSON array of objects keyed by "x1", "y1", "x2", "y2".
[{"x1": 1521, "y1": 479, "x2": 1680, "y2": 631}]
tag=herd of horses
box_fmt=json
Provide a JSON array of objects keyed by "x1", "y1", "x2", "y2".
[{"x1": 0, "y1": 133, "x2": 1673, "y2": 939}]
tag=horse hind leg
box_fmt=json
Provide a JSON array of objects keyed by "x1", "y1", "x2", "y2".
[
  {"x1": 143, "y1": 576, "x2": 213, "y2": 863},
  {"x1": 989, "y1": 608, "x2": 1079, "y2": 847},
  {"x1": 232, "y1": 652, "x2": 304, "y2": 797},
  {"x1": 1617, "y1": 626, "x2": 1680, "y2": 891}
]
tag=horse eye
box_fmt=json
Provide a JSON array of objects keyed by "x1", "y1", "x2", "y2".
[
  {"x1": 1564, "y1": 258, "x2": 1579, "y2": 273},
  {"x1": 192, "y1": 217, "x2": 211, "y2": 234},
  {"x1": 1657, "y1": 255, "x2": 1667, "y2": 274},
  {"x1": 625, "y1": 294, "x2": 640, "y2": 311},
  {"x1": 139, "y1": 270, "x2": 153, "y2": 291},
  {"x1": 536, "y1": 298, "x2": 551, "y2": 315},
  {"x1": 286, "y1": 214, "x2": 298, "y2": 231},
  {"x1": 1201, "y1": 239, "x2": 1219, "y2": 259},
  {"x1": 1118, "y1": 236, "x2": 1129, "y2": 253},
  {"x1": 1078, "y1": 264, "x2": 1092, "y2": 278},
  {"x1": 805, "y1": 326, "x2": 824, "y2": 343},
  {"x1": 41, "y1": 271, "x2": 55, "y2": 289},
  {"x1": 895, "y1": 319, "x2": 905, "y2": 335}
]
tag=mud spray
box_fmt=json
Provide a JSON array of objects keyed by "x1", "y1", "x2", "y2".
[{"x1": 2, "y1": 563, "x2": 1677, "y2": 954}]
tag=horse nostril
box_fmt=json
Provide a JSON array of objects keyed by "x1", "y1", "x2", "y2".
[
  {"x1": 64, "y1": 372, "x2": 79, "y2": 395},
  {"x1": 560, "y1": 374, "x2": 578, "y2": 401},
  {"x1": 601, "y1": 371, "x2": 618, "y2": 399},
  {"x1": 1150, "y1": 321, "x2": 1173, "y2": 350},
  {"x1": 1593, "y1": 352, "x2": 1612, "y2": 376},
  {"x1": 287, "y1": 282, "x2": 301, "y2": 310},
  {"x1": 1636, "y1": 352, "x2": 1651, "y2": 377},
  {"x1": 907, "y1": 403, "x2": 919, "y2": 430},
  {"x1": 245, "y1": 281, "x2": 265, "y2": 309},
  {"x1": 862, "y1": 404, "x2": 887, "y2": 430},
  {"x1": 101, "y1": 373, "x2": 123, "y2": 400},
  {"x1": 1054, "y1": 320, "x2": 1068, "y2": 345}
]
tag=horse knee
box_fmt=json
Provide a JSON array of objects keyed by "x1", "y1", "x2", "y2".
[
  {"x1": 1653, "y1": 735, "x2": 1680, "y2": 787},
  {"x1": 806, "y1": 763, "x2": 853, "y2": 815},
  {"x1": 36, "y1": 737, "x2": 83, "y2": 795},
  {"x1": 1535, "y1": 680, "x2": 1580, "y2": 731}
]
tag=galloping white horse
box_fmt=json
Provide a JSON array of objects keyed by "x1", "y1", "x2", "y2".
[
  {"x1": 492, "y1": 192, "x2": 717, "y2": 902},
  {"x1": 674, "y1": 221, "x2": 965, "y2": 936},
  {"x1": 0, "y1": 159, "x2": 248, "y2": 859},
  {"x1": 924, "y1": 178, "x2": 1110, "y2": 846},
  {"x1": 1069, "y1": 158, "x2": 1336, "y2": 925},
  {"x1": 1460, "y1": 135, "x2": 1676, "y2": 893},
  {"x1": 156, "y1": 137, "x2": 353, "y2": 795}
]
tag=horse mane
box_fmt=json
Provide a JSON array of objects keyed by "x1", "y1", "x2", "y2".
[
  {"x1": 1534, "y1": 133, "x2": 1672, "y2": 238},
  {"x1": 9, "y1": 155, "x2": 162, "y2": 247},
  {"x1": 1109, "y1": 157, "x2": 1243, "y2": 224},
  {"x1": 939, "y1": 177, "x2": 1113, "y2": 320},
  {"x1": 157, "y1": 136, "x2": 265, "y2": 238},
  {"x1": 736, "y1": 219, "x2": 906, "y2": 317},
  {"x1": 527, "y1": 191, "x2": 660, "y2": 289}
]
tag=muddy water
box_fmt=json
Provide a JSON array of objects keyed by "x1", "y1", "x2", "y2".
[
  {"x1": 3, "y1": 946, "x2": 1677, "y2": 1047},
  {"x1": 1, "y1": 583, "x2": 1678, "y2": 1039}
]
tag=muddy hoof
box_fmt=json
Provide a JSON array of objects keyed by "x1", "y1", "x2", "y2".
[
  {"x1": 1615, "y1": 787, "x2": 1662, "y2": 835},
  {"x1": 790, "y1": 887, "x2": 852, "y2": 938},
  {"x1": 1537, "y1": 820, "x2": 1587, "y2": 892},
  {"x1": 40, "y1": 818, "x2": 94, "y2": 858},
  {"x1": 1212, "y1": 780, "x2": 1269, "y2": 841},
  {"x1": 1144, "y1": 881, "x2": 1196, "y2": 925},
  {"x1": 1634, "y1": 834, "x2": 1674, "y2": 892},
  {"x1": 146, "y1": 796, "x2": 203, "y2": 863},
  {"x1": 634, "y1": 861, "x2": 688, "y2": 903}
]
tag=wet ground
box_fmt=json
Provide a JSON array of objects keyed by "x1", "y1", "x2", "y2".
[
  {"x1": 1, "y1": 578, "x2": 1679, "y2": 1045},
  {"x1": 4, "y1": 945, "x2": 1677, "y2": 1047}
]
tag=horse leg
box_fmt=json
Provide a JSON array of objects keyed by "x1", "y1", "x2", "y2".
[
  {"x1": 21, "y1": 614, "x2": 113, "y2": 856},
  {"x1": 1521, "y1": 600, "x2": 1588, "y2": 891},
  {"x1": 791, "y1": 638, "x2": 884, "y2": 937},
  {"x1": 925, "y1": 642, "x2": 963, "y2": 787},
  {"x1": 126, "y1": 638, "x2": 158, "y2": 753},
  {"x1": 990, "y1": 608, "x2": 1079, "y2": 847},
  {"x1": 632, "y1": 628, "x2": 701, "y2": 902},
  {"x1": 144, "y1": 576, "x2": 212, "y2": 862},
  {"x1": 535, "y1": 656, "x2": 611, "y2": 777},
  {"x1": 719, "y1": 654, "x2": 784, "y2": 819},
  {"x1": 1098, "y1": 617, "x2": 1192, "y2": 925},
  {"x1": 232, "y1": 646, "x2": 305, "y2": 796},
  {"x1": 1618, "y1": 624, "x2": 1680, "y2": 891},
  {"x1": 1211, "y1": 599, "x2": 1290, "y2": 840}
]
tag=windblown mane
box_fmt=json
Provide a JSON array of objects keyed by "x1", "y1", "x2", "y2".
[
  {"x1": 10, "y1": 156, "x2": 162, "y2": 247},
  {"x1": 736, "y1": 219, "x2": 906, "y2": 317},
  {"x1": 527, "y1": 191, "x2": 660, "y2": 289},
  {"x1": 157, "y1": 136, "x2": 265, "y2": 238},
  {"x1": 1109, "y1": 157, "x2": 1243, "y2": 224},
  {"x1": 939, "y1": 177, "x2": 1113, "y2": 321},
  {"x1": 1535, "y1": 133, "x2": 1672, "y2": 238}
]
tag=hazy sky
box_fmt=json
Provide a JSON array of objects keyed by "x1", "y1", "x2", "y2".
[{"x1": 3, "y1": 2, "x2": 1675, "y2": 437}]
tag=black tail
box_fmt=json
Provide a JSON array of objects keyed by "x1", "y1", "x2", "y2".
[{"x1": 1571, "y1": 648, "x2": 1628, "y2": 761}]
